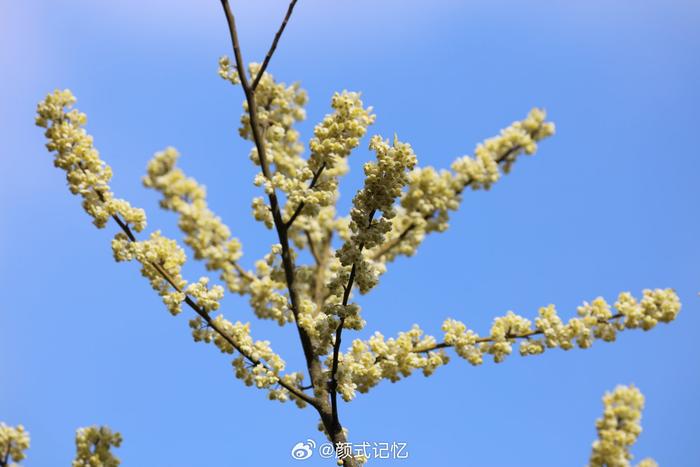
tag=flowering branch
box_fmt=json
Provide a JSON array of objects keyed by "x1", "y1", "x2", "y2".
[
  {"x1": 219, "y1": 2, "x2": 358, "y2": 464},
  {"x1": 219, "y1": 0, "x2": 321, "y2": 391},
  {"x1": 329, "y1": 209, "x2": 376, "y2": 436},
  {"x1": 110, "y1": 195, "x2": 317, "y2": 407},
  {"x1": 285, "y1": 162, "x2": 327, "y2": 229},
  {"x1": 31, "y1": 2, "x2": 686, "y2": 465}
]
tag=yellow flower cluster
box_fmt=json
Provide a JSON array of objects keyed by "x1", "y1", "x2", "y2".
[
  {"x1": 218, "y1": 55, "x2": 240, "y2": 85},
  {"x1": 452, "y1": 108, "x2": 555, "y2": 188},
  {"x1": 112, "y1": 231, "x2": 190, "y2": 316},
  {"x1": 324, "y1": 136, "x2": 417, "y2": 335},
  {"x1": 308, "y1": 91, "x2": 376, "y2": 173},
  {"x1": 72, "y1": 426, "x2": 122, "y2": 467},
  {"x1": 188, "y1": 314, "x2": 305, "y2": 406},
  {"x1": 37, "y1": 91, "x2": 304, "y2": 408},
  {"x1": 331, "y1": 289, "x2": 679, "y2": 398},
  {"x1": 374, "y1": 108, "x2": 555, "y2": 263},
  {"x1": 284, "y1": 91, "x2": 375, "y2": 232},
  {"x1": 330, "y1": 136, "x2": 417, "y2": 296},
  {"x1": 143, "y1": 147, "x2": 248, "y2": 294},
  {"x1": 0, "y1": 423, "x2": 30, "y2": 467},
  {"x1": 445, "y1": 288, "x2": 680, "y2": 365},
  {"x1": 247, "y1": 244, "x2": 293, "y2": 325},
  {"x1": 588, "y1": 386, "x2": 656, "y2": 467},
  {"x1": 332, "y1": 326, "x2": 449, "y2": 401},
  {"x1": 36, "y1": 90, "x2": 146, "y2": 232},
  {"x1": 234, "y1": 62, "x2": 311, "y2": 206}
]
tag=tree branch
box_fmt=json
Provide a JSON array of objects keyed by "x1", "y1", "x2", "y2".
[
  {"x1": 371, "y1": 143, "x2": 525, "y2": 261},
  {"x1": 304, "y1": 229, "x2": 322, "y2": 265},
  {"x1": 220, "y1": 3, "x2": 359, "y2": 464},
  {"x1": 220, "y1": 0, "x2": 322, "y2": 394},
  {"x1": 81, "y1": 158, "x2": 315, "y2": 407},
  {"x1": 250, "y1": 0, "x2": 299, "y2": 90},
  {"x1": 109, "y1": 210, "x2": 318, "y2": 408},
  {"x1": 411, "y1": 314, "x2": 625, "y2": 355}
]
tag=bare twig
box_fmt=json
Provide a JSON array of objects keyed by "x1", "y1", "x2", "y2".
[{"x1": 251, "y1": 0, "x2": 299, "y2": 90}]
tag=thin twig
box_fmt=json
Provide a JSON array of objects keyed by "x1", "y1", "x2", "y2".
[
  {"x1": 251, "y1": 0, "x2": 299, "y2": 90},
  {"x1": 305, "y1": 229, "x2": 322, "y2": 265},
  {"x1": 1, "y1": 443, "x2": 10, "y2": 467}
]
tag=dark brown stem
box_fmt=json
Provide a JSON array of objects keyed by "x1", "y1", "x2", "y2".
[
  {"x1": 250, "y1": 0, "x2": 298, "y2": 90},
  {"x1": 220, "y1": 3, "x2": 358, "y2": 464},
  {"x1": 220, "y1": 0, "x2": 322, "y2": 395}
]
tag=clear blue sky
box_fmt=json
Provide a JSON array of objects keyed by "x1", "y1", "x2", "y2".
[{"x1": 1, "y1": 1, "x2": 698, "y2": 465}]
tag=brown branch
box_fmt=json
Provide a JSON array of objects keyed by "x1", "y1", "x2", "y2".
[
  {"x1": 220, "y1": 0, "x2": 322, "y2": 394},
  {"x1": 108, "y1": 210, "x2": 318, "y2": 408},
  {"x1": 250, "y1": 0, "x2": 299, "y2": 90},
  {"x1": 79, "y1": 159, "x2": 315, "y2": 406},
  {"x1": 371, "y1": 143, "x2": 525, "y2": 261},
  {"x1": 220, "y1": 3, "x2": 359, "y2": 464}
]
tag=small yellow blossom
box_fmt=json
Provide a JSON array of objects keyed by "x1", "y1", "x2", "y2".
[
  {"x1": 72, "y1": 426, "x2": 122, "y2": 467},
  {"x1": 143, "y1": 147, "x2": 248, "y2": 294},
  {"x1": 374, "y1": 108, "x2": 555, "y2": 264},
  {"x1": 36, "y1": 90, "x2": 145, "y2": 232},
  {"x1": 588, "y1": 386, "x2": 655, "y2": 467},
  {"x1": 0, "y1": 423, "x2": 30, "y2": 466}
]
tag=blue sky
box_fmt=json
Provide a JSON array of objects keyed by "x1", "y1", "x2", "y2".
[{"x1": 1, "y1": 1, "x2": 699, "y2": 465}]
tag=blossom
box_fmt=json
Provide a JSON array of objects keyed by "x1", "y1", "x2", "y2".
[
  {"x1": 112, "y1": 231, "x2": 189, "y2": 316},
  {"x1": 325, "y1": 136, "x2": 418, "y2": 327},
  {"x1": 72, "y1": 426, "x2": 122, "y2": 467},
  {"x1": 283, "y1": 91, "x2": 375, "y2": 233},
  {"x1": 331, "y1": 326, "x2": 449, "y2": 401},
  {"x1": 36, "y1": 90, "x2": 146, "y2": 232},
  {"x1": 373, "y1": 108, "x2": 555, "y2": 264},
  {"x1": 0, "y1": 423, "x2": 30, "y2": 466},
  {"x1": 330, "y1": 289, "x2": 679, "y2": 400},
  {"x1": 143, "y1": 147, "x2": 250, "y2": 295},
  {"x1": 588, "y1": 386, "x2": 655, "y2": 467}
]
